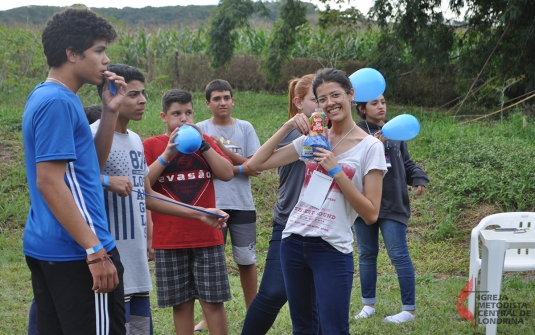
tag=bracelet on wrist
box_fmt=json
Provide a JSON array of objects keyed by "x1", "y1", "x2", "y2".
[
  {"x1": 158, "y1": 156, "x2": 169, "y2": 166},
  {"x1": 86, "y1": 253, "x2": 113, "y2": 265},
  {"x1": 238, "y1": 165, "x2": 243, "y2": 174},
  {"x1": 101, "y1": 175, "x2": 109, "y2": 188},
  {"x1": 328, "y1": 165, "x2": 343, "y2": 177},
  {"x1": 199, "y1": 139, "x2": 211, "y2": 153},
  {"x1": 85, "y1": 242, "x2": 104, "y2": 255}
]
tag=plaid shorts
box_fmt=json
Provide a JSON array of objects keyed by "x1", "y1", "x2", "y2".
[{"x1": 155, "y1": 245, "x2": 231, "y2": 308}]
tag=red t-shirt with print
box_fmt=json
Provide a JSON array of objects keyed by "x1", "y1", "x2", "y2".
[{"x1": 143, "y1": 134, "x2": 230, "y2": 249}]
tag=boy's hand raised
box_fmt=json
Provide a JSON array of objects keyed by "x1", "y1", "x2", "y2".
[
  {"x1": 101, "y1": 71, "x2": 127, "y2": 112},
  {"x1": 162, "y1": 128, "x2": 179, "y2": 162}
]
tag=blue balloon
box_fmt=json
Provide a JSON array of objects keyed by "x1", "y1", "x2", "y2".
[
  {"x1": 174, "y1": 125, "x2": 202, "y2": 154},
  {"x1": 349, "y1": 68, "x2": 386, "y2": 102},
  {"x1": 108, "y1": 80, "x2": 116, "y2": 95},
  {"x1": 381, "y1": 114, "x2": 420, "y2": 141}
]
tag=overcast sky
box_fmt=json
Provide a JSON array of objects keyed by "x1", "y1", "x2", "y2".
[{"x1": 0, "y1": 1, "x2": 376, "y2": 14}]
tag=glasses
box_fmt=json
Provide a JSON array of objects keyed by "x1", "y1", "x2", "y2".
[{"x1": 316, "y1": 91, "x2": 347, "y2": 106}]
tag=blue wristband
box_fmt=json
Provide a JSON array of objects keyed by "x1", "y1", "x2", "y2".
[
  {"x1": 238, "y1": 165, "x2": 243, "y2": 174},
  {"x1": 102, "y1": 175, "x2": 109, "y2": 188},
  {"x1": 85, "y1": 242, "x2": 103, "y2": 255},
  {"x1": 328, "y1": 166, "x2": 343, "y2": 177},
  {"x1": 158, "y1": 156, "x2": 169, "y2": 166}
]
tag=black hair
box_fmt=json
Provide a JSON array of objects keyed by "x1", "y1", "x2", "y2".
[
  {"x1": 161, "y1": 89, "x2": 193, "y2": 113},
  {"x1": 83, "y1": 104, "x2": 102, "y2": 124},
  {"x1": 355, "y1": 101, "x2": 368, "y2": 119},
  {"x1": 312, "y1": 68, "x2": 352, "y2": 98},
  {"x1": 205, "y1": 79, "x2": 233, "y2": 102},
  {"x1": 42, "y1": 8, "x2": 117, "y2": 68},
  {"x1": 97, "y1": 64, "x2": 145, "y2": 98}
]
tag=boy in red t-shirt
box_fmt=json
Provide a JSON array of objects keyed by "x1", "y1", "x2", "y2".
[{"x1": 143, "y1": 89, "x2": 233, "y2": 335}]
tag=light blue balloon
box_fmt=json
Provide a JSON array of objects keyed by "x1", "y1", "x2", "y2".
[
  {"x1": 349, "y1": 68, "x2": 386, "y2": 102},
  {"x1": 382, "y1": 114, "x2": 420, "y2": 141},
  {"x1": 174, "y1": 125, "x2": 202, "y2": 154}
]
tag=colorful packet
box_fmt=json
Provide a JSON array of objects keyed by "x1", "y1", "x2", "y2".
[{"x1": 300, "y1": 109, "x2": 331, "y2": 161}]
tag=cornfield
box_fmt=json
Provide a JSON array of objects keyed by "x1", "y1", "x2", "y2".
[
  {"x1": 0, "y1": 24, "x2": 378, "y2": 87},
  {"x1": 0, "y1": 24, "x2": 469, "y2": 107}
]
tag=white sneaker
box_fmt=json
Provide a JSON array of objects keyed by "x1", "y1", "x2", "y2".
[
  {"x1": 355, "y1": 306, "x2": 376, "y2": 319},
  {"x1": 384, "y1": 311, "x2": 415, "y2": 323}
]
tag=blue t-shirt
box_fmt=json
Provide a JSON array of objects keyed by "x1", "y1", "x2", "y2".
[{"x1": 22, "y1": 82, "x2": 115, "y2": 261}]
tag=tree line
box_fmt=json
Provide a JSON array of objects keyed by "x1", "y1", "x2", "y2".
[{"x1": 2, "y1": 0, "x2": 534, "y2": 112}]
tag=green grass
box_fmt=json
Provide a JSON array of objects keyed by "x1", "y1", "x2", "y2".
[{"x1": 1, "y1": 83, "x2": 535, "y2": 334}]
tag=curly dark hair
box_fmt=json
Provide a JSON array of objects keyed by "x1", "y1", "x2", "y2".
[{"x1": 42, "y1": 8, "x2": 117, "y2": 68}]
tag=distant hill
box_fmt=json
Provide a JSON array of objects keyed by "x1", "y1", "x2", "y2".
[{"x1": 0, "y1": 2, "x2": 319, "y2": 28}]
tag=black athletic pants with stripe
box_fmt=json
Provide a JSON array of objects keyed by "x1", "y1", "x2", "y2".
[{"x1": 26, "y1": 247, "x2": 126, "y2": 335}]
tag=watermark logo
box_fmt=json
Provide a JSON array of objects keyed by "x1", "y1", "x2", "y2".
[
  {"x1": 456, "y1": 275, "x2": 475, "y2": 325},
  {"x1": 457, "y1": 277, "x2": 532, "y2": 326},
  {"x1": 476, "y1": 294, "x2": 531, "y2": 325}
]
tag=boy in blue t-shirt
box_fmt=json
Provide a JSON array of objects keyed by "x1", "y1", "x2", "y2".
[{"x1": 22, "y1": 8, "x2": 128, "y2": 335}]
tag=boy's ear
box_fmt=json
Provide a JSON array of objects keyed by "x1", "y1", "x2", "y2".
[
  {"x1": 205, "y1": 100, "x2": 210, "y2": 108},
  {"x1": 159, "y1": 111, "x2": 167, "y2": 122},
  {"x1": 66, "y1": 48, "x2": 77, "y2": 63}
]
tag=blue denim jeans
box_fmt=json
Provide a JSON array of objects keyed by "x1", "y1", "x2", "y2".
[
  {"x1": 281, "y1": 234, "x2": 353, "y2": 335},
  {"x1": 241, "y1": 224, "x2": 288, "y2": 335},
  {"x1": 353, "y1": 217, "x2": 416, "y2": 310},
  {"x1": 28, "y1": 299, "x2": 37, "y2": 335}
]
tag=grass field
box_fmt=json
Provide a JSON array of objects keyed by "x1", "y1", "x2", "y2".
[{"x1": 1, "y1": 83, "x2": 535, "y2": 334}]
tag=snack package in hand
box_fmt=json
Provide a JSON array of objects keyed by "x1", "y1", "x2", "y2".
[{"x1": 300, "y1": 109, "x2": 331, "y2": 161}]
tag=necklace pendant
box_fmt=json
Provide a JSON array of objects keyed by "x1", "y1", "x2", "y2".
[
  {"x1": 226, "y1": 140, "x2": 231, "y2": 144},
  {"x1": 220, "y1": 137, "x2": 225, "y2": 143}
]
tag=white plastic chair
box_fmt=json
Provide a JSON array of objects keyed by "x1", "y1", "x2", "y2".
[{"x1": 467, "y1": 212, "x2": 535, "y2": 317}]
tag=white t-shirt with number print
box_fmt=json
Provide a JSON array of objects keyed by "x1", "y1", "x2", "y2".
[
  {"x1": 282, "y1": 135, "x2": 387, "y2": 254},
  {"x1": 90, "y1": 120, "x2": 152, "y2": 296}
]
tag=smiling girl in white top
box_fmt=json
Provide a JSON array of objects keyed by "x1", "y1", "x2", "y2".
[{"x1": 247, "y1": 68, "x2": 387, "y2": 334}]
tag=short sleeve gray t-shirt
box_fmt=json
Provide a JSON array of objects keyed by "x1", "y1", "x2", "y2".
[
  {"x1": 91, "y1": 120, "x2": 152, "y2": 295},
  {"x1": 197, "y1": 118, "x2": 260, "y2": 210}
]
